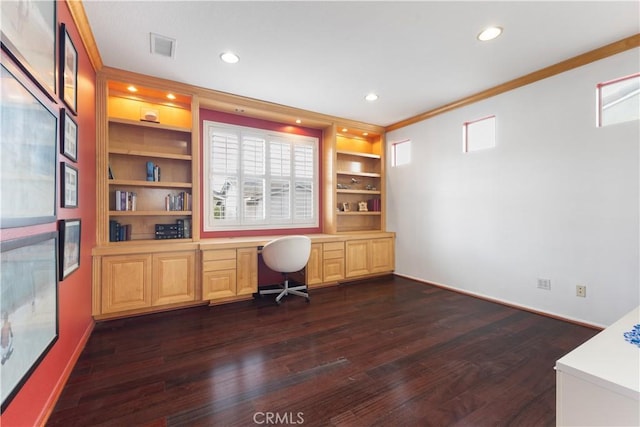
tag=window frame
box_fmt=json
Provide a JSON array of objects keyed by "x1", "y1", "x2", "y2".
[
  {"x1": 463, "y1": 115, "x2": 496, "y2": 153},
  {"x1": 203, "y1": 120, "x2": 319, "y2": 232},
  {"x1": 391, "y1": 139, "x2": 411, "y2": 167},
  {"x1": 596, "y1": 72, "x2": 640, "y2": 128}
]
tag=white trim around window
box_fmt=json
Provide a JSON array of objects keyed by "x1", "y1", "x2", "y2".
[{"x1": 203, "y1": 120, "x2": 319, "y2": 232}]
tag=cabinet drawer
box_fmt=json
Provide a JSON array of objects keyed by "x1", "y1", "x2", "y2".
[
  {"x1": 203, "y1": 259, "x2": 236, "y2": 271},
  {"x1": 202, "y1": 249, "x2": 236, "y2": 262},
  {"x1": 324, "y1": 241, "x2": 344, "y2": 252}
]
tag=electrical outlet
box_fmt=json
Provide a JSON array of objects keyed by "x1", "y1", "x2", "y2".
[
  {"x1": 576, "y1": 285, "x2": 587, "y2": 297},
  {"x1": 537, "y1": 278, "x2": 551, "y2": 290}
]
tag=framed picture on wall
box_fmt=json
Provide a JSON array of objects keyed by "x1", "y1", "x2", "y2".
[
  {"x1": 59, "y1": 23, "x2": 77, "y2": 114},
  {"x1": 0, "y1": 232, "x2": 59, "y2": 412},
  {"x1": 0, "y1": 0, "x2": 57, "y2": 96},
  {"x1": 1, "y1": 55, "x2": 58, "y2": 229},
  {"x1": 58, "y1": 219, "x2": 81, "y2": 280},
  {"x1": 60, "y1": 109, "x2": 78, "y2": 162},
  {"x1": 61, "y1": 163, "x2": 78, "y2": 208}
]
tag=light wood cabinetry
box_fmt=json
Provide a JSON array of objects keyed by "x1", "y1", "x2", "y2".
[
  {"x1": 97, "y1": 77, "x2": 198, "y2": 245},
  {"x1": 100, "y1": 250, "x2": 196, "y2": 315},
  {"x1": 345, "y1": 237, "x2": 394, "y2": 278},
  {"x1": 333, "y1": 129, "x2": 385, "y2": 233},
  {"x1": 202, "y1": 248, "x2": 258, "y2": 301},
  {"x1": 306, "y1": 243, "x2": 324, "y2": 287},
  {"x1": 322, "y1": 241, "x2": 345, "y2": 283},
  {"x1": 152, "y1": 251, "x2": 196, "y2": 306}
]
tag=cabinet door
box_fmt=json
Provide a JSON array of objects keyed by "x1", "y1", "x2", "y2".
[
  {"x1": 370, "y1": 238, "x2": 394, "y2": 273},
  {"x1": 101, "y1": 254, "x2": 152, "y2": 314},
  {"x1": 306, "y1": 243, "x2": 323, "y2": 286},
  {"x1": 236, "y1": 248, "x2": 258, "y2": 296},
  {"x1": 202, "y1": 269, "x2": 236, "y2": 300},
  {"x1": 345, "y1": 240, "x2": 370, "y2": 278},
  {"x1": 152, "y1": 251, "x2": 195, "y2": 306}
]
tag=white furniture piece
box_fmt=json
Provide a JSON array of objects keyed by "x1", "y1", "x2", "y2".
[
  {"x1": 259, "y1": 236, "x2": 312, "y2": 304},
  {"x1": 555, "y1": 306, "x2": 640, "y2": 426}
]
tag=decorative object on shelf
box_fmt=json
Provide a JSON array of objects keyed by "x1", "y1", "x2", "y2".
[
  {"x1": 60, "y1": 108, "x2": 78, "y2": 162},
  {"x1": 337, "y1": 183, "x2": 349, "y2": 189},
  {"x1": 341, "y1": 202, "x2": 350, "y2": 212},
  {"x1": 351, "y1": 177, "x2": 359, "y2": 184},
  {"x1": 358, "y1": 201, "x2": 368, "y2": 212},
  {"x1": 140, "y1": 107, "x2": 159, "y2": 123},
  {"x1": 0, "y1": 232, "x2": 58, "y2": 411},
  {"x1": 146, "y1": 161, "x2": 154, "y2": 181},
  {"x1": 0, "y1": 0, "x2": 56, "y2": 95},
  {"x1": 58, "y1": 218, "x2": 81, "y2": 280},
  {"x1": 59, "y1": 23, "x2": 77, "y2": 114},
  {"x1": 61, "y1": 162, "x2": 78, "y2": 208},
  {"x1": 1, "y1": 61, "x2": 57, "y2": 228},
  {"x1": 365, "y1": 184, "x2": 376, "y2": 191},
  {"x1": 623, "y1": 324, "x2": 640, "y2": 348}
]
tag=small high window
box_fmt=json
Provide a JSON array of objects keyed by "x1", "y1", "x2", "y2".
[
  {"x1": 463, "y1": 115, "x2": 496, "y2": 153},
  {"x1": 597, "y1": 73, "x2": 640, "y2": 127},
  {"x1": 392, "y1": 139, "x2": 411, "y2": 166}
]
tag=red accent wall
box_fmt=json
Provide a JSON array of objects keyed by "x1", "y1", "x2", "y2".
[
  {"x1": 1, "y1": 1, "x2": 96, "y2": 425},
  {"x1": 199, "y1": 109, "x2": 324, "y2": 239}
]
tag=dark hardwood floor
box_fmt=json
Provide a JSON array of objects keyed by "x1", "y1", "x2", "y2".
[{"x1": 47, "y1": 276, "x2": 598, "y2": 426}]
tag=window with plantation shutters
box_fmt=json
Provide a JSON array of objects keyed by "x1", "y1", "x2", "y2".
[{"x1": 203, "y1": 121, "x2": 319, "y2": 231}]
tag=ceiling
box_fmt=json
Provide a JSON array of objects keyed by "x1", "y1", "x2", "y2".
[{"x1": 82, "y1": 1, "x2": 639, "y2": 127}]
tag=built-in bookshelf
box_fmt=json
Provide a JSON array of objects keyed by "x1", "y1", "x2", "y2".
[
  {"x1": 334, "y1": 128, "x2": 385, "y2": 232},
  {"x1": 100, "y1": 79, "x2": 195, "y2": 244}
]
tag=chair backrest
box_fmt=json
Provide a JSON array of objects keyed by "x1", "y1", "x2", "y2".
[{"x1": 261, "y1": 235, "x2": 312, "y2": 273}]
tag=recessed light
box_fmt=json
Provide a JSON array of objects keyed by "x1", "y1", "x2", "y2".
[
  {"x1": 166, "y1": 93, "x2": 176, "y2": 100},
  {"x1": 478, "y1": 26, "x2": 503, "y2": 41},
  {"x1": 341, "y1": 128, "x2": 348, "y2": 132},
  {"x1": 365, "y1": 93, "x2": 378, "y2": 102},
  {"x1": 363, "y1": 132, "x2": 369, "y2": 136},
  {"x1": 295, "y1": 119, "x2": 302, "y2": 124},
  {"x1": 127, "y1": 85, "x2": 138, "y2": 92},
  {"x1": 220, "y1": 51, "x2": 240, "y2": 64}
]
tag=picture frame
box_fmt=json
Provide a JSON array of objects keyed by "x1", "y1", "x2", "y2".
[
  {"x1": 1, "y1": 232, "x2": 59, "y2": 412},
  {"x1": 61, "y1": 163, "x2": 78, "y2": 208},
  {"x1": 60, "y1": 109, "x2": 77, "y2": 162},
  {"x1": 59, "y1": 23, "x2": 77, "y2": 114},
  {"x1": 358, "y1": 201, "x2": 368, "y2": 212},
  {"x1": 0, "y1": 0, "x2": 57, "y2": 97},
  {"x1": 341, "y1": 202, "x2": 350, "y2": 212},
  {"x1": 58, "y1": 219, "x2": 81, "y2": 280},
  {"x1": 1, "y1": 57, "x2": 58, "y2": 229}
]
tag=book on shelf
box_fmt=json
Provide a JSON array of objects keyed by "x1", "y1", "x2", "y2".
[
  {"x1": 115, "y1": 190, "x2": 137, "y2": 211},
  {"x1": 367, "y1": 198, "x2": 382, "y2": 212},
  {"x1": 109, "y1": 220, "x2": 132, "y2": 242},
  {"x1": 165, "y1": 192, "x2": 191, "y2": 211}
]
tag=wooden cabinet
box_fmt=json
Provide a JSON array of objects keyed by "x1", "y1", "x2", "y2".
[
  {"x1": 333, "y1": 129, "x2": 385, "y2": 233},
  {"x1": 306, "y1": 243, "x2": 323, "y2": 287},
  {"x1": 345, "y1": 237, "x2": 394, "y2": 278},
  {"x1": 322, "y1": 241, "x2": 345, "y2": 283},
  {"x1": 202, "y1": 248, "x2": 257, "y2": 301},
  {"x1": 236, "y1": 248, "x2": 258, "y2": 296},
  {"x1": 202, "y1": 249, "x2": 237, "y2": 300},
  {"x1": 100, "y1": 250, "x2": 195, "y2": 315},
  {"x1": 97, "y1": 77, "x2": 198, "y2": 245},
  {"x1": 152, "y1": 251, "x2": 196, "y2": 306}
]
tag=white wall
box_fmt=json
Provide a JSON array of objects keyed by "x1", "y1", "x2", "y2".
[{"x1": 386, "y1": 49, "x2": 639, "y2": 327}]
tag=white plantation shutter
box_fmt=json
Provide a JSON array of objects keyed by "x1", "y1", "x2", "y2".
[
  {"x1": 293, "y1": 145, "x2": 314, "y2": 220},
  {"x1": 203, "y1": 120, "x2": 318, "y2": 231}
]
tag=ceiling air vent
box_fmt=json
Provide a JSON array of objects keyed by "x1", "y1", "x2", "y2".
[{"x1": 150, "y1": 33, "x2": 176, "y2": 58}]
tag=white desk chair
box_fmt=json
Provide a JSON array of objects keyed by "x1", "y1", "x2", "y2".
[{"x1": 259, "y1": 235, "x2": 312, "y2": 304}]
